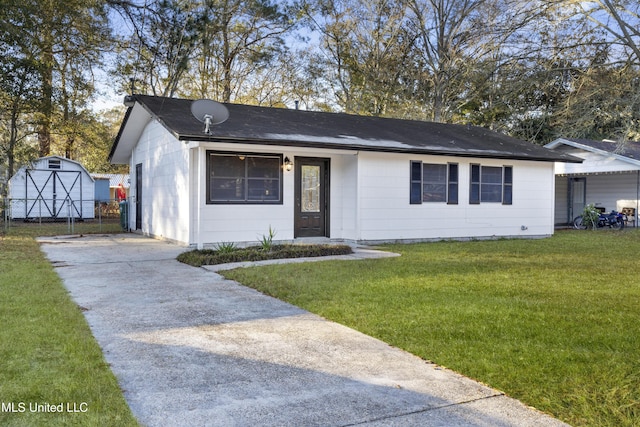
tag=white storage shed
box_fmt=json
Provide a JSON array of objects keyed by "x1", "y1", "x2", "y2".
[{"x1": 8, "y1": 156, "x2": 95, "y2": 220}]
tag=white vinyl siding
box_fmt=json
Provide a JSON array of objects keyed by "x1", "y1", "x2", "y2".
[
  {"x1": 356, "y1": 153, "x2": 552, "y2": 242},
  {"x1": 131, "y1": 121, "x2": 191, "y2": 243},
  {"x1": 126, "y1": 121, "x2": 558, "y2": 246}
]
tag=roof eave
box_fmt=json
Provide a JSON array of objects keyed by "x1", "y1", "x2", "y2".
[
  {"x1": 546, "y1": 138, "x2": 640, "y2": 167},
  {"x1": 109, "y1": 103, "x2": 153, "y2": 164},
  {"x1": 179, "y1": 134, "x2": 582, "y2": 163}
]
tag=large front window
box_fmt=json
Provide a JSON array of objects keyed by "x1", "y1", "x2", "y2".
[{"x1": 207, "y1": 152, "x2": 282, "y2": 204}]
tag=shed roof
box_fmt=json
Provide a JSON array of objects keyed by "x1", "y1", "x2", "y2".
[
  {"x1": 110, "y1": 95, "x2": 581, "y2": 164},
  {"x1": 11, "y1": 156, "x2": 95, "y2": 180}
]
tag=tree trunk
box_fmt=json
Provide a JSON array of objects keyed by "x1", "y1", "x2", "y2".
[{"x1": 38, "y1": 9, "x2": 55, "y2": 157}]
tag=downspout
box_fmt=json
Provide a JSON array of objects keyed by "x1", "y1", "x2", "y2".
[
  {"x1": 636, "y1": 170, "x2": 639, "y2": 227},
  {"x1": 355, "y1": 151, "x2": 361, "y2": 242},
  {"x1": 196, "y1": 147, "x2": 203, "y2": 249},
  {"x1": 567, "y1": 177, "x2": 573, "y2": 225},
  {"x1": 190, "y1": 145, "x2": 203, "y2": 249},
  {"x1": 24, "y1": 170, "x2": 28, "y2": 218},
  {"x1": 80, "y1": 172, "x2": 83, "y2": 219}
]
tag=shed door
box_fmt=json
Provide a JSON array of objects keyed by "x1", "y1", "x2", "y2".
[
  {"x1": 294, "y1": 158, "x2": 329, "y2": 238},
  {"x1": 25, "y1": 170, "x2": 82, "y2": 218}
]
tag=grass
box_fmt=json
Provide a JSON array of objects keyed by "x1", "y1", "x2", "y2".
[
  {"x1": 0, "y1": 221, "x2": 138, "y2": 426},
  {"x1": 222, "y1": 229, "x2": 640, "y2": 427},
  {"x1": 177, "y1": 243, "x2": 353, "y2": 266}
]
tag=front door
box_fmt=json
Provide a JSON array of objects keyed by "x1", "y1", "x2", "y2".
[{"x1": 294, "y1": 158, "x2": 329, "y2": 238}]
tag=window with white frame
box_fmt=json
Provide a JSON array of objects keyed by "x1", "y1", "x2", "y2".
[
  {"x1": 207, "y1": 151, "x2": 282, "y2": 204},
  {"x1": 469, "y1": 164, "x2": 512, "y2": 204},
  {"x1": 410, "y1": 161, "x2": 458, "y2": 204}
]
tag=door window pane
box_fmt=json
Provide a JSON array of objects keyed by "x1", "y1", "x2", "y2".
[{"x1": 301, "y1": 165, "x2": 320, "y2": 212}]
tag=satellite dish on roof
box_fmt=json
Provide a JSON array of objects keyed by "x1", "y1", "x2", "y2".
[{"x1": 190, "y1": 99, "x2": 229, "y2": 134}]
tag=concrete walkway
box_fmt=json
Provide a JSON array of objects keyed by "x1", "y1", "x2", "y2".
[{"x1": 39, "y1": 234, "x2": 569, "y2": 427}]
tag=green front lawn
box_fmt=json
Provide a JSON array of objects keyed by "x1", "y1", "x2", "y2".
[
  {"x1": 0, "y1": 223, "x2": 138, "y2": 426},
  {"x1": 222, "y1": 230, "x2": 640, "y2": 427}
]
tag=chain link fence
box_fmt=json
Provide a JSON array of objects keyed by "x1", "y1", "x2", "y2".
[{"x1": 1, "y1": 197, "x2": 130, "y2": 234}]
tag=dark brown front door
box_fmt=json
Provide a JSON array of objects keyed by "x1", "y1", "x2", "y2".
[{"x1": 294, "y1": 158, "x2": 329, "y2": 238}]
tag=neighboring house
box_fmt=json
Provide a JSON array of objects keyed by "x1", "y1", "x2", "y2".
[
  {"x1": 545, "y1": 138, "x2": 640, "y2": 227},
  {"x1": 8, "y1": 156, "x2": 95, "y2": 220},
  {"x1": 90, "y1": 173, "x2": 130, "y2": 201},
  {"x1": 109, "y1": 95, "x2": 580, "y2": 247}
]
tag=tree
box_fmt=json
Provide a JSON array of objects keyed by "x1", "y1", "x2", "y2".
[
  {"x1": 555, "y1": 0, "x2": 640, "y2": 140},
  {"x1": 1, "y1": 1, "x2": 40, "y2": 191},
  {"x1": 72, "y1": 107, "x2": 129, "y2": 173},
  {"x1": 304, "y1": 0, "x2": 417, "y2": 116},
  {"x1": 187, "y1": 0, "x2": 299, "y2": 102},
  {"x1": 407, "y1": 0, "x2": 489, "y2": 122},
  {"x1": 551, "y1": 63, "x2": 640, "y2": 141},
  {"x1": 1, "y1": 0, "x2": 112, "y2": 157},
  {"x1": 572, "y1": 0, "x2": 640, "y2": 66},
  {"x1": 0, "y1": 56, "x2": 40, "y2": 194},
  {"x1": 113, "y1": 0, "x2": 201, "y2": 97},
  {"x1": 113, "y1": 0, "x2": 300, "y2": 103},
  {"x1": 405, "y1": 0, "x2": 570, "y2": 125}
]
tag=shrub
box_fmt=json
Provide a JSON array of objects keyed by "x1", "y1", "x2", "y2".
[
  {"x1": 258, "y1": 225, "x2": 277, "y2": 251},
  {"x1": 177, "y1": 244, "x2": 353, "y2": 266},
  {"x1": 582, "y1": 203, "x2": 600, "y2": 230}
]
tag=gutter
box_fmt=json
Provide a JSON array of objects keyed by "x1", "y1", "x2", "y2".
[{"x1": 179, "y1": 135, "x2": 583, "y2": 164}]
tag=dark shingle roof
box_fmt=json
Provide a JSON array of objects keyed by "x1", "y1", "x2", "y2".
[
  {"x1": 561, "y1": 138, "x2": 640, "y2": 161},
  {"x1": 112, "y1": 95, "x2": 580, "y2": 163}
]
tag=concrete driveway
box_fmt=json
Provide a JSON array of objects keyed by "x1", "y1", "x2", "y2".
[{"x1": 39, "y1": 234, "x2": 569, "y2": 427}]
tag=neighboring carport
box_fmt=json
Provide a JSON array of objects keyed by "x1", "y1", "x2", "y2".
[{"x1": 546, "y1": 138, "x2": 640, "y2": 227}]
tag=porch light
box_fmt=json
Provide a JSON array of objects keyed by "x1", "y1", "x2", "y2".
[{"x1": 284, "y1": 156, "x2": 293, "y2": 171}]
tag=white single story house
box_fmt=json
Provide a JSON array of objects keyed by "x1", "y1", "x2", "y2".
[
  {"x1": 109, "y1": 95, "x2": 580, "y2": 247},
  {"x1": 545, "y1": 138, "x2": 640, "y2": 227},
  {"x1": 8, "y1": 156, "x2": 95, "y2": 220}
]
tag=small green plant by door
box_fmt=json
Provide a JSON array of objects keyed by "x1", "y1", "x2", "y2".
[
  {"x1": 259, "y1": 225, "x2": 277, "y2": 251},
  {"x1": 581, "y1": 203, "x2": 600, "y2": 229}
]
